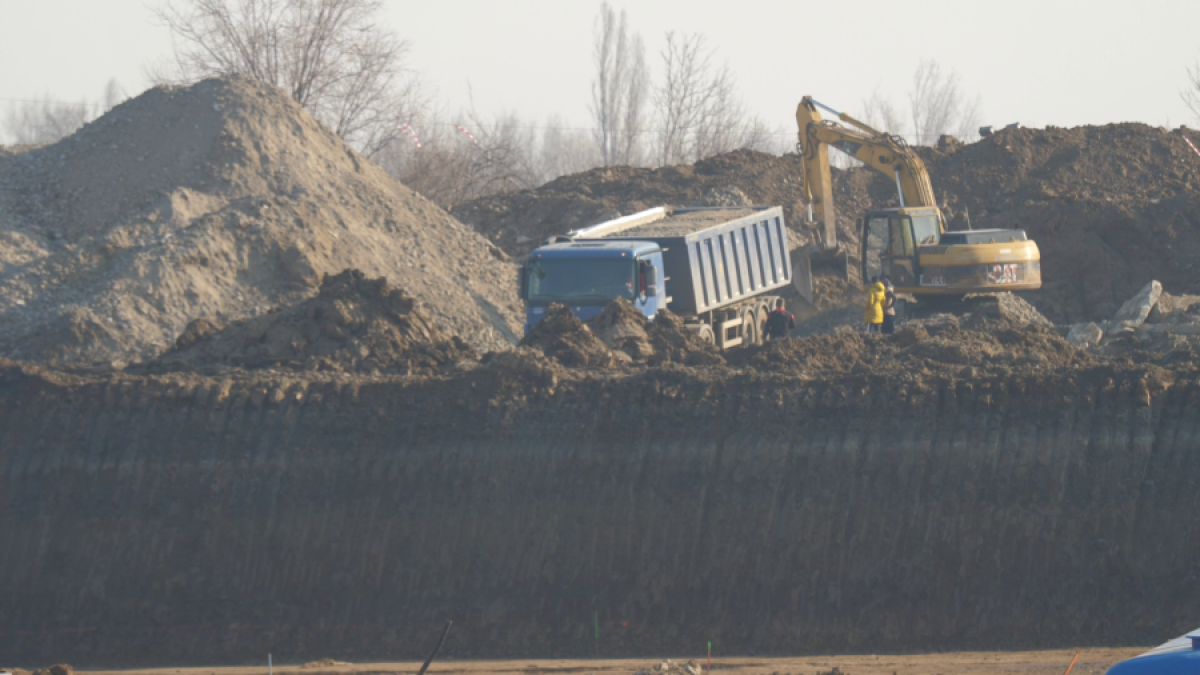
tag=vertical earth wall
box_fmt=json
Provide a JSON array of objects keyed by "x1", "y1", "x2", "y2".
[{"x1": 1, "y1": 366, "x2": 1198, "y2": 664}]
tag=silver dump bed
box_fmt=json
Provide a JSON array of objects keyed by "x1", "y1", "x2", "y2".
[{"x1": 573, "y1": 206, "x2": 791, "y2": 315}]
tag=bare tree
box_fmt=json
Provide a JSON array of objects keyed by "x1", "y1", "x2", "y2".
[
  {"x1": 908, "y1": 59, "x2": 981, "y2": 144},
  {"x1": 3, "y1": 96, "x2": 95, "y2": 145},
  {"x1": 153, "y1": 0, "x2": 423, "y2": 157},
  {"x1": 1182, "y1": 60, "x2": 1200, "y2": 122},
  {"x1": 1, "y1": 78, "x2": 129, "y2": 146},
  {"x1": 861, "y1": 86, "x2": 903, "y2": 133},
  {"x1": 378, "y1": 110, "x2": 545, "y2": 211},
  {"x1": 103, "y1": 78, "x2": 128, "y2": 112},
  {"x1": 653, "y1": 32, "x2": 764, "y2": 165},
  {"x1": 590, "y1": 2, "x2": 648, "y2": 166},
  {"x1": 537, "y1": 115, "x2": 601, "y2": 182}
]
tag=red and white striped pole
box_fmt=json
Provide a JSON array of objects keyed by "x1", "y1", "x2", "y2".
[
  {"x1": 397, "y1": 123, "x2": 423, "y2": 150},
  {"x1": 1182, "y1": 130, "x2": 1200, "y2": 159},
  {"x1": 454, "y1": 124, "x2": 479, "y2": 145}
]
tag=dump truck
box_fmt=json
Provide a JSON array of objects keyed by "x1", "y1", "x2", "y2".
[{"x1": 519, "y1": 205, "x2": 792, "y2": 349}]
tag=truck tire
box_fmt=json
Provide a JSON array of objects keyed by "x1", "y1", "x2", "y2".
[
  {"x1": 742, "y1": 308, "x2": 760, "y2": 346},
  {"x1": 694, "y1": 324, "x2": 715, "y2": 346}
]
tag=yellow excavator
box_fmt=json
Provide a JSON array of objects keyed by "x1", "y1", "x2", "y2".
[{"x1": 792, "y1": 96, "x2": 1041, "y2": 312}]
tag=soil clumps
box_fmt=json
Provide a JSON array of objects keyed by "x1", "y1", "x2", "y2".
[
  {"x1": 0, "y1": 76, "x2": 520, "y2": 369},
  {"x1": 147, "y1": 269, "x2": 475, "y2": 375},
  {"x1": 643, "y1": 310, "x2": 724, "y2": 366},
  {"x1": 587, "y1": 297, "x2": 655, "y2": 360},
  {"x1": 519, "y1": 299, "x2": 725, "y2": 368},
  {"x1": 519, "y1": 304, "x2": 618, "y2": 369},
  {"x1": 732, "y1": 312, "x2": 1091, "y2": 381}
]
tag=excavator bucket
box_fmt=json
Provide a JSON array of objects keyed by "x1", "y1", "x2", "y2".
[
  {"x1": 791, "y1": 245, "x2": 849, "y2": 309},
  {"x1": 792, "y1": 248, "x2": 815, "y2": 307}
]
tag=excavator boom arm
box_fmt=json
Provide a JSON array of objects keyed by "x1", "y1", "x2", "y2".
[{"x1": 796, "y1": 96, "x2": 938, "y2": 248}]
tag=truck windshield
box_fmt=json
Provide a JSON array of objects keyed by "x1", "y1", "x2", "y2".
[
  {"x1": 912, "y1": 214, "x2": 941, "y2": 245},
  {"x1": 526, "y1": 258, "x2": 636, "y2": 303}
]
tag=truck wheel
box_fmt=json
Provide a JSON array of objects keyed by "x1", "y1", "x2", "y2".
[
  {"x1": 742, "y1": 308, "x2": 760, "y2": 346},
  {"x1": 695, "y1": 324, "x2": 715, "y2": 346}
]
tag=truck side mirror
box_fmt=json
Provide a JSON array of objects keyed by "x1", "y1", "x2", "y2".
[
  {"x1": 519, "y1": 263, "x2": 529, "y2": 300},
  {"x1": 640, "y1": 261, "x2": 659, "y2": 297}
]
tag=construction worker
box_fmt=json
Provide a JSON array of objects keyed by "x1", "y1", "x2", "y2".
[
  {"x1": 764, "y1": 299, "x2": 795, "y2": 340},
  {"x1": 881, "y1": 276, "x2": 897, "y2": 335},
  {"x1": 864, "y1": 275, "x2": 885, "y2": 334}
]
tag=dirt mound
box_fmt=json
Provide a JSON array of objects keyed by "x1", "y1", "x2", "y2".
[
  {"x1": 519, "y1": 304, "x2": 618, "y2": 368},
  {"x1": 587, "y1": 297, "x2": 653, "y2": 360},
  {"x1": 0, "y1": 76, "x2": 520, "y2": 368},
  {"x1": 918, "y1": 124, "x2": 1200, "y2": 323},
  {"x1": 148, "y1": 269, "x2": 474, "y2": 375},
  {"x1": 453, "y1": 149, "x2": 871, "y2": 259},
  {"x1": 732, "y1": 312, "x2": 1091, "y2": 379},
  {"x1": 645, "y1": 310, "x2": 724, "y2": 366}
]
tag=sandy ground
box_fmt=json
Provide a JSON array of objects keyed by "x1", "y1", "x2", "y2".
[{"x1": 82, "y1": 648, "x2": 1146, "y2": 675}]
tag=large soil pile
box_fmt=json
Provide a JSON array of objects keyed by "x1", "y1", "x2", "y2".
[
  {"x1": 0, "y1": 76, "x2": 521, "y2": 368},
  {"x1": 149, "y1": 269, "x2": 475, "y2": 375},
  {"x1": 920, "y1": 124, "x2": 1200, "y2": 322},
  {"x1": 452, "y1": 150, "x2": 873, "y2": 259},
  {"x1": 455, "y1": 124, "x2": 1200, "y2": 326}
]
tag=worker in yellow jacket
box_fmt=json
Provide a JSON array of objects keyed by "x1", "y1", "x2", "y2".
[{"x1": 863, "y1": 275, "x2": 885, "y2": 334}]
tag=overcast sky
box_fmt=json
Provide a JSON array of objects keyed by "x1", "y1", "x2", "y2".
[{"x1": 4, "y1": 0, "x2": 1200, "y2": 146}]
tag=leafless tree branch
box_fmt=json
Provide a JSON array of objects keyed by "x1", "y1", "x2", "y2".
[
  {"x1": 153, "y1": 0, "x2": 424, "y2": 157},
  {"x1": 1182, "y1": 60, "x2": 1200, "y2": 122},
  {"x1": 590, "y1": 2, "x2": 648, "y2": 166}
]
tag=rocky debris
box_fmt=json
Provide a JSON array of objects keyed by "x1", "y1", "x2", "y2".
[
  {"x1": 1112, "y1": 280, "x2": 1162, "y2": 326},
  {"x1": 586, "y1": 297, "x2": 654, "y2": 360},
  {"x1": 519, "y1": 304, "x2": 619, "y2": 368},
  {"x1": 1148, "y1": 291, "x2": 1200, "y2": 323},
  {"x1": 701, "y1": 185, "x2": 752, "y2": 206},
  {"x1": 147, "y1": 269, "x2": 476, "y2": 375},
  {"x1": 1067, "y1": 322, "x2": 1104, "y2": 348},
  {"x1": 1049, "y1": 280, "x2": 1200, "y2": 365},
  {"x1": 990, "y1": 292, "x2": 1053, "y2": 326},
  {"x1": 0, "y1": 75, "x2": 520, "y2": 369},
  {"x1": 632, "y1": 660, "x2": 703, "y2": 675}
]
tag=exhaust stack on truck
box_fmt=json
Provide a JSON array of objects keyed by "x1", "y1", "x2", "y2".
[{"x1": 519, "y1": 206, "x2": 792, "y2": 349}]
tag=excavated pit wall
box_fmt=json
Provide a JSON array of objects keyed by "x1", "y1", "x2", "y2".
[{"x1": 2, "y1": 365, "x2": 1199, "y2": 664}]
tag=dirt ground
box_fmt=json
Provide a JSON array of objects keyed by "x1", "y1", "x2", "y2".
[{"x1": 74, "y1": 649, "x2": 1145, "y2": 675}]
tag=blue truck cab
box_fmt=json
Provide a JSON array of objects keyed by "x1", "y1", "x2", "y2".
[{"x1": 521, "y1": 240, "x2": 664, "y2": 334}]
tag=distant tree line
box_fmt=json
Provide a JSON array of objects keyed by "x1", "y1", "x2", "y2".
[{"x1": 4, "y1": 0, "x2": 1010, "y2": 211}]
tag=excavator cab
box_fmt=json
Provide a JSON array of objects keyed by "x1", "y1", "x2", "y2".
[{"x1": 860, "y1": 206, "x2": 943, "y2": 291}]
